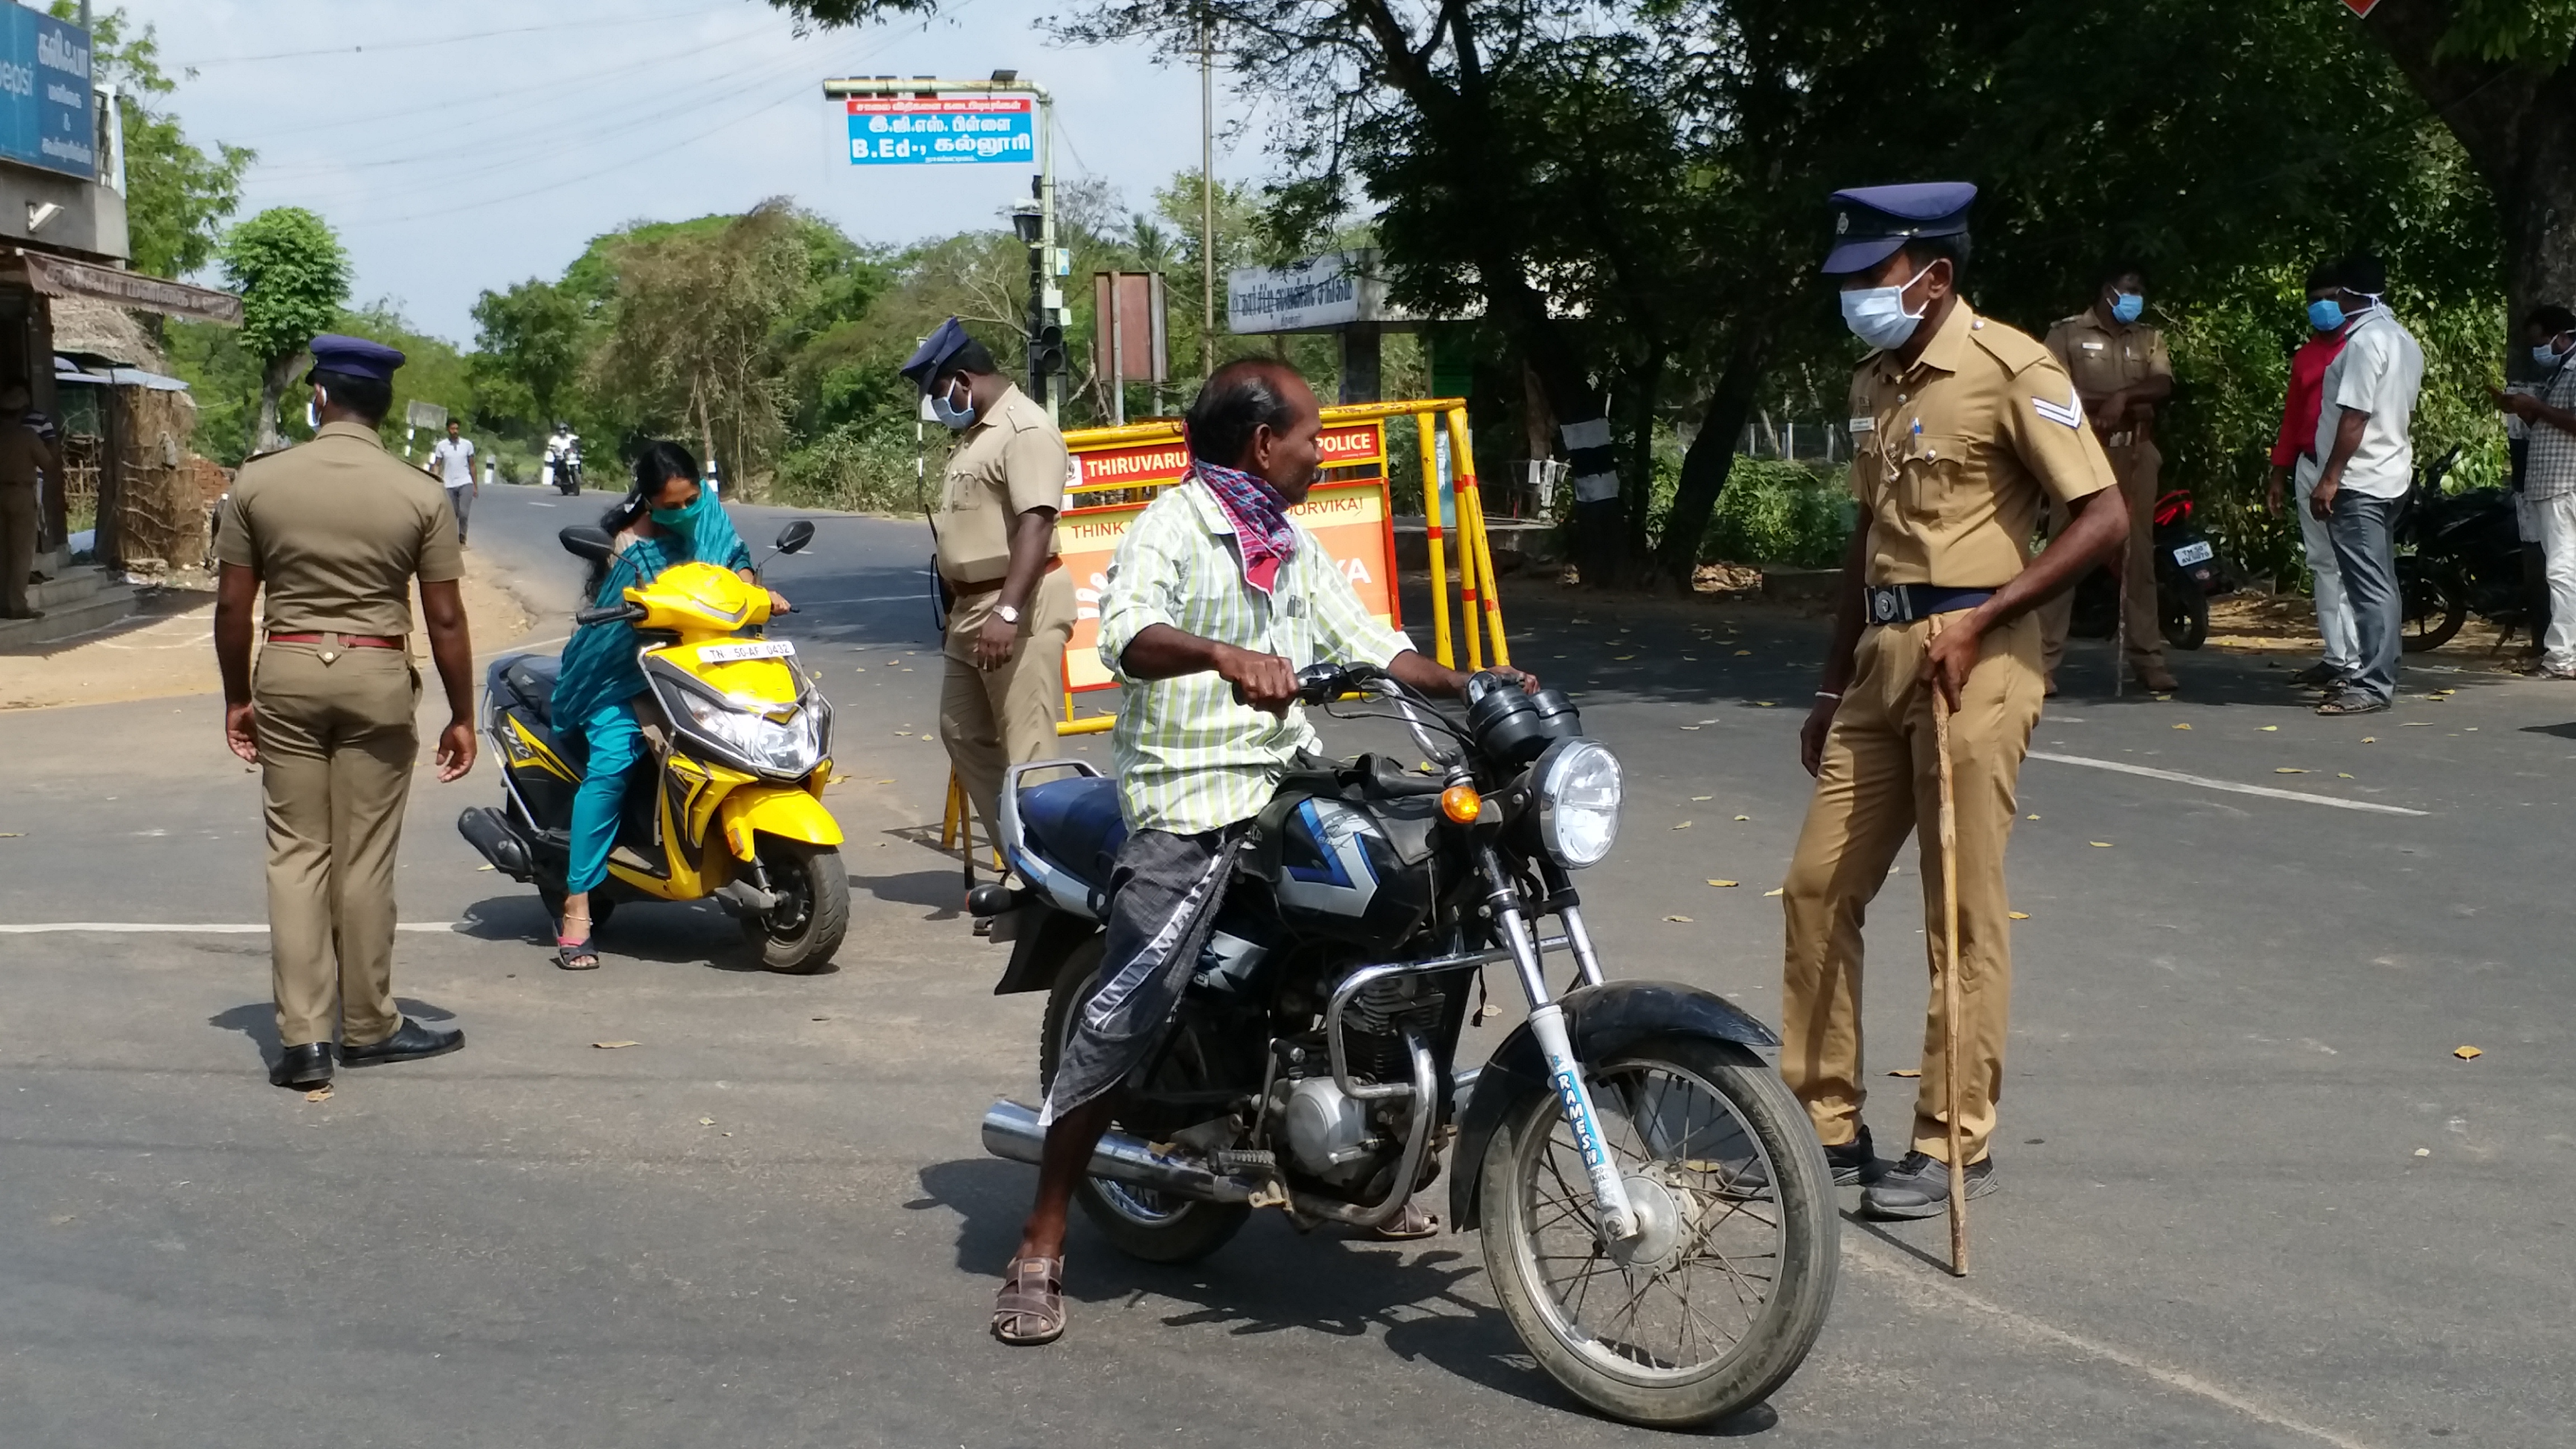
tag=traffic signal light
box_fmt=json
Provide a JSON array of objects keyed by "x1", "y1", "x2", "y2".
[{"x1": 1033, "y1": 322, "x2": 1068, "y2": 376}]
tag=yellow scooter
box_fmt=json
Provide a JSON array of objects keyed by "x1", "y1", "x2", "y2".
[{"x1": 458, "y1": 520, "x2": 849, "y2": 972}]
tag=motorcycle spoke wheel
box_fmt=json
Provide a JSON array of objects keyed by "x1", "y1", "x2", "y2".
[
  {"x1": 1517, "y1": 1062, "x2": 1782, "y2": 1377},
  {"x1": 1480, "y1": 1036, "x2": 1836, "y2": 1428}
]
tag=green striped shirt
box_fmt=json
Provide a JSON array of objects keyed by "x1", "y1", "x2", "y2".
[{"x1": 1099, "y1": 478, "x2": 1413, "y2": 834}]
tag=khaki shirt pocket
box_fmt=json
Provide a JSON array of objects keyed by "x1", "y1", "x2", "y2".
[{"x1": 1896, "y1": 431, "x2": 1978, "y2": 528}]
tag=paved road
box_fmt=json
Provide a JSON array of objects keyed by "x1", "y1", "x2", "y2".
[{"x1": 3, "y1": 482, "x2": 2569, "y2": 1447}]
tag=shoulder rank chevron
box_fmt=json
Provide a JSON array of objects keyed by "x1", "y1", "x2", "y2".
[{"x1": 2031, "y1": 385, "x2": 2083, "y2": 429}]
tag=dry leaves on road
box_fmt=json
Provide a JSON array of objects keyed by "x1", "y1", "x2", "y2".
[
  {"x1": 1888, "y1": 1068, "x2": 1921, "y2": 1078},
  {"x1": 593, "y1": 1040, "x2": 639, "y2": 1049},
  {"x1": 1763, "y1": 888, "x2": 1784, "y2": 897},
  {"x1": 2174, "y1": 723, "x2": 2191, "y2": 730},
  {"x1": 303, "y1": 1085, "x2": 333, "y2": 1103},
  {"x1": 2454, "y1": 1045, "x2": 2484, "y2": 1060},
  {"x1": 2008, "y1": 911, "x2": 2031, "y2": 920},
  {"x1": 2276, "y1": 768, "x2": 2308, "y2": 774},
  {"x1": 1672, "y1": 821, "x2": 1692, "y2": 830},
  {"x1": 1664, "y1": 915, "x2": 1694, "y2": 923},
  {"x1": 2090, "y1": 841, "x2": 2113, "y2": 847},
  {"x1": 1708, "y1": 879, "x2": 1739, "y2": 888}
]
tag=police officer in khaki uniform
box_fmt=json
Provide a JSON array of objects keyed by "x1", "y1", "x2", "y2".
[
  {"x1": 900, "y1": 319, "x2": 1077, "y2": 838},
  {"x1": 2036, "y1": 264, "x2": 2178, "y2": 694},
  {"x1": 1783, "y1": 185, "x2": 2129, "y2": 1217},
  {"x1": 212, "y1": 336, "x2": 479, "y2": 1090}
]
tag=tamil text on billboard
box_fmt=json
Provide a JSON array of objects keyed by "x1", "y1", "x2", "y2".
[
  {"x1": 0, "y1": 8, "x2": 92, "y2": 180},
  {"x1": 845, "y1": 96, "x2": 1033, "y2": 166}
]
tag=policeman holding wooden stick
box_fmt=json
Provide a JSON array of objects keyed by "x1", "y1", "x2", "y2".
[{"x1": 1780, "y1": 184, "x2": 2128, "y2": 1262}]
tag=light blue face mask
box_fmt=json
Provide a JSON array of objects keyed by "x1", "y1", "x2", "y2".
[
  {"x1": 1839, "y1": 261, "x2": 1934, "y2": 351},
  {"x1": 2307, "y1": 299, "x2": 2345, "y2": 333},
  {"x1": 931, "y1": 378, "x2": 977, "y2": 431},
  {"x1": 2109, "y1": 291, "x2": 2144, "y2": 324},
  {"x1": 2533, "y1": 337, "x2": 2570, "y2": 369}
]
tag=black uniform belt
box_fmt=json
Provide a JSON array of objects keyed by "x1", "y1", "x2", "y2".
[{"x1": 1864, "y1": 584, "x2": 1992, "y2": 626}]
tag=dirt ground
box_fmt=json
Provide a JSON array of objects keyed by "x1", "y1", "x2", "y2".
[{"x1": 0, "y1": 560, "x2": 536, "y2": 712}]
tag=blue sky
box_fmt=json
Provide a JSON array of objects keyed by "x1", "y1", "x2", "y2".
[{"x1": 130, "y1": 0, "x2": 1235, "y2": 344}]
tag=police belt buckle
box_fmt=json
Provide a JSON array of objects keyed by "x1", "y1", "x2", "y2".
[
  {"x1": 1867, "y1": 585, "x2": 1911, "y2": 624},
  {"x1": 1867, "y1": 584, "x2": 1993, "y2": 626}
]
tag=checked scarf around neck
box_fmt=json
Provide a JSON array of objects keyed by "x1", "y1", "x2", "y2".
[{"x1": 1195, "y1": 458, "x2": 1299, "y2": 595}]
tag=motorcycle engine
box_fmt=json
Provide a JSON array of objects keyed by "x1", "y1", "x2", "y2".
[
  {"x1": 1284, "y1": 1078, "x2": 1374, "y2": 1177},
  {"x1": 1277, "y1": 972, "x2": 1446, "y2": 1183}
]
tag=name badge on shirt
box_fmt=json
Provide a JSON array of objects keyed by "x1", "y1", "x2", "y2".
[
  {"x1": 2081, "y1": 340, "x2": 2105, "y2": 351},
  {"x1": 1847, "y1": 416, "x2": 1874, "y2": 435}
]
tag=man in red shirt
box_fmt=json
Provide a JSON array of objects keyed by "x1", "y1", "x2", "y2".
[{"x1": 2268, "y1": 262, "x2": 2357, "y2": 690}]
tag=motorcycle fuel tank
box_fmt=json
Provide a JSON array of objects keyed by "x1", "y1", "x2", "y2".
[{"x1": 1261, "y1": 794, "x2": 1435, "y2": 951}]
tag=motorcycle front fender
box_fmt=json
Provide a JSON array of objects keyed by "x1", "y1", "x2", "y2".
[
  {"x1": 717, "y1": 785, "x2": 845, "y2": 859},
  {"x1": 1448, "y1": 979, "x2": 1781, "y2": 1232}
]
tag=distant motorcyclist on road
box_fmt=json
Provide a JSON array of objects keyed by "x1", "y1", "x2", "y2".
[
  {"x1": 988, "y1": 358, "x2": 1518, "y2": 1347},
  {"x1": 546, "y1": 441, "x2": 787, "y2": 969},
  {"x1": 544, "y1": 423, "x2": 583, "y2": 494}
]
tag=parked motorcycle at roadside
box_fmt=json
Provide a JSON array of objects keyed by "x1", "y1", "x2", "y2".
[
  {"x1": 971, "y1": 664, "x2": 1835, "y2": 1428},
  {"x1": 2067, "y1": 485, "x2": 2236, "y2": 651},
  {"x1": 456, "y1": 520, "x2": 850, "y2": 972},
  {"x1": 2393, "y1": 444, "x2": 2520, "y2": 653}
]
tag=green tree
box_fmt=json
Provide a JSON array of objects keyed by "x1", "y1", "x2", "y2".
[
  {"x1": 2357, "y1": 0, "x2": 2576, "y2": 353},
  {"x1": 52, "y1": 5, "x2": 251, "y2": 282},
  {"x1": 586, "y1": 200, "x2": 819, "y2": 494},
  {"x1": 470, "y1": 279, "x2": 585, "y2": 431},
  {"x1": 221, "y1": 207, "x2": 351, "y2": 454}
]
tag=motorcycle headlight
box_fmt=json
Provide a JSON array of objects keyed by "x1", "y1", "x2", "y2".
[
  {"x1": 1534, "y1": 738, "x2": 1622, "y2": 869},
  {"x1": 679, "y1": 689, "x2": 821, "y2": 776}
]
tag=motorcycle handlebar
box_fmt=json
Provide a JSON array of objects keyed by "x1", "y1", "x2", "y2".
[{"x1": 574, "y1": 602, "x2": 643, "y2": 627}]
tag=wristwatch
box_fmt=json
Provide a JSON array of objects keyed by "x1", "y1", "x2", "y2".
[{"x1": 994, "y1": 604, "x2": 1021, "y2": 625}]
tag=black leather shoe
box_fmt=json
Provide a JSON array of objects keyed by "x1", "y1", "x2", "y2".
[
  {"x1": 1861, "y1": 1150, "x2": 1996, "y2": 1219},
  {"x1": 270, "y1": 1042, "x2": 335, "y2": 1088},
  {"x1": 340, "y1": 1017, "x2": 464, "y2": 1068},
  {"x1": 1825, "y1": 1125, "x2": 1884, "y2": 1186}
]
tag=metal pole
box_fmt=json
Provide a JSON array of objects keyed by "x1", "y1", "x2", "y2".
[
  {"x1": 1200, "y1": 16, "x2": 1215, "y2": 382},
  {"x1": 1110, "y1": 271, "x2": 1128, "y2": 427},
  {"x1": 1038, "y1": 90, "x2": 1060, "y2": 423}
]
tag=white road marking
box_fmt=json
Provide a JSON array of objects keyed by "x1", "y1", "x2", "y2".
[
  {"x1": 1844, "y1": 1242, "x2": 2384, "y2": 1448},
  {"x1": 0, "y1": 922, "x2": 463, "y2": 935},
  {"x1": 2026, "y1": 751, "x2": 2428, "y2": 816}
]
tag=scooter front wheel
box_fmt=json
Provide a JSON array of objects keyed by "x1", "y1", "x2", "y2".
[{"x1": 741, "y1": 837, "x2": 849, "y2": 972}]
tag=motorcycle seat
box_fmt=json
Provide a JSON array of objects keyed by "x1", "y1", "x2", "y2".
[
  {"x1": 501, "y1": 655, "x2": 563, "y2": 728},
  {"x1": 1017, "y1": 774, "x2": 1128, "y2": 891}
]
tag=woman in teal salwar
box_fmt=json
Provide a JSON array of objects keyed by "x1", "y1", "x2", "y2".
[{"x1": 549, "y1": 441, "x2": 788, "y2": 968}]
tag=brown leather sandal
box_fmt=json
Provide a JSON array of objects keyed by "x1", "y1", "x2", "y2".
[{"x1": 991, "y1": 1255, "x2": 1066, "y2": 1346}]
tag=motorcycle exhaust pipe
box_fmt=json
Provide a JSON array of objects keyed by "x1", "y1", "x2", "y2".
[
  {"x1": 981, "y1": 1098, "x2": 1259, "y2": 1205},
  {"x1": 457, "y1": 807, "x2": 533, "y2": 882}
]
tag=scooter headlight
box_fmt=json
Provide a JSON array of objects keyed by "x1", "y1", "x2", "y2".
[
  {"x1": 1533, "y1": 738, "x2": 1622, "y2": 869},
  {"x1": 679, "y1": 690, "x2": 822, "y2": 776}
]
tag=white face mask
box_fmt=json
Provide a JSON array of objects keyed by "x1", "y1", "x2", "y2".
[
  {"x1": 2534, "y1": 337, "x2": 2571, "y2": 370},
  {"x1": 1839, "y1": 262, "x2": 1935, "y2": 351},
  {"x1": 931, "y1": 378, "x2": 977, "y2": 431}
]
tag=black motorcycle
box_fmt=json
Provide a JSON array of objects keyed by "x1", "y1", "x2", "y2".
[
  {"x1": 970, "y1": 665, "x2": 1836, "y2": 1427},
  {"x1": 2394, "y1": 445, "x2": 2517, "y2": 653},
  {"x1": 2067, "y1": 485, "x2": 2237, "y2": 650}
]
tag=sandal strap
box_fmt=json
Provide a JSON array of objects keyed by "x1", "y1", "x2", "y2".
[{"x1": 991, "y1": 1255, "x2": 1066, "y2": 1342}]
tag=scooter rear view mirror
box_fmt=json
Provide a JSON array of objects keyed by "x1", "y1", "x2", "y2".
[{"x1": 775, "y1": 520, "x2": 817, "y2": 556}]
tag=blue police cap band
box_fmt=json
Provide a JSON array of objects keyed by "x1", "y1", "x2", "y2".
[{"x1": 900, "y1": 318, "x2": 973, "y2": 394}]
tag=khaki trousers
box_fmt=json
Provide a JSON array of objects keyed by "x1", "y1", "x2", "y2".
[
  {"x1": 253, "y1": 644, "x2": 420, "y2": 1049},
  {"x1": 2038, "y1": 439, "x2": 2162, "y2": 678},
  {"x1": 0, "y1": 483, "x2": 35, "y2": 616},
  {"x1": 939, "y1": 566, "x2": 1075, "y2": 835},
  {"x1": 1780, "y1": 610, "x2": 2043, "y2": 1166}
]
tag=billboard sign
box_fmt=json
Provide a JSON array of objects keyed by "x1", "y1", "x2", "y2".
[
  {"x1": 0, "y1": 7, "x2": 92, "y2": 180},
  {"x1": 1067, "y1": 421, "x2": 1383, "y2": 496},
  {"x1": 1058, "y1": 478, "x2": 1400, "y2": 691},
  {"x1": 845, "y1": 96, "x2": 1033, "y2": 166}
]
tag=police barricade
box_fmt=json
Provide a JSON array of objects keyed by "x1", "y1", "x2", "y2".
[{"x1": 940, "y1": 398, "x2": 1512, "y2": 865}]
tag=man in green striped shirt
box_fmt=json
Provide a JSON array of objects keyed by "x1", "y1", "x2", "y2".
[{"x1": 991, "y1": 359, "x2": 1508, "y2": 1346}]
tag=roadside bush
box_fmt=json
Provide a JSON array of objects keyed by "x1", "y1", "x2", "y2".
[
  {"x1": 772, "y1": 421, "x2": 927, "y2": 515},
  {"x1": 1699, "y1": 457, "x2": 1853, "y2": 568}
]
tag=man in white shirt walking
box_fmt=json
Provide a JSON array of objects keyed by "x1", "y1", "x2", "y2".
[
  {"x1": 2307, "y1": 255, "x2": 2425, "y2": 716},
  {"x1": 427, "y1": 419, "x2": 477, "y2": 546},
  {"x1": 2498, "y1": 304, "x2": 2576, "y2": 678}
]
